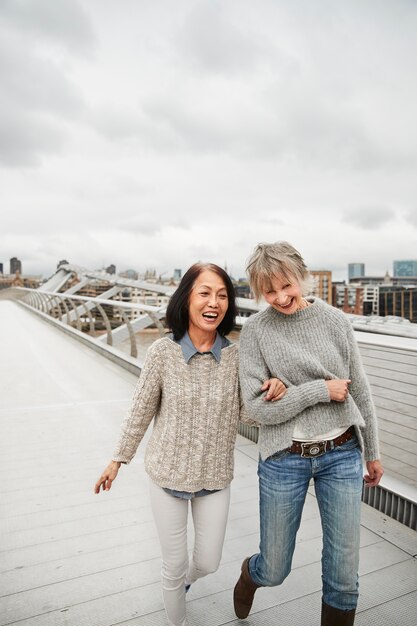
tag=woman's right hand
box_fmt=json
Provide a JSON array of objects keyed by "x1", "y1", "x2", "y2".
[
  {"x1": 325, "y1": 379, "x2": 351, "y2": 402},
  {"x1": 261, "y1": 378, "x2": 287, "y2": 401},
  {"x1": 94, "y1": 460, "x2": 121, "y2": 493}
]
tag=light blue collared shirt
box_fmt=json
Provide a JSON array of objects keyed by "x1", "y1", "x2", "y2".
[
  {"x1": 163, "y1": 330, "x2": 231, "y2": 500},
  {"x1": 177, "y1": 330, "x2": 230, "y2": 363}
]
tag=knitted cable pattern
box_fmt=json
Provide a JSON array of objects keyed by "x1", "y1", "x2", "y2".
[{"x1": 113, "y1": 337, "x2": 248, "y2": 491}]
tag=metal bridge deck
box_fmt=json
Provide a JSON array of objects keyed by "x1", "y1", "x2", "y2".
[{"x1": 1, "y1": 301, "x2": 416, "y2": 626}]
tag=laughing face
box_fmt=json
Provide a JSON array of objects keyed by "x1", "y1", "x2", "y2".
[
  {"x1": 262, "y1": 274, "x2": 304, "y2": 315},
  {"x1": 188, "y1": 270, "x2": 229, "y2": 336}
]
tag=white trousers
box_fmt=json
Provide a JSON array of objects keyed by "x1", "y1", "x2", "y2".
[{"x1": 149, "y1": 480, "x2": 231, "y2": 626}]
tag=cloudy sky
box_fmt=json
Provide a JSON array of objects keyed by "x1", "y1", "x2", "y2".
[{"x1": 1, "y1": 0, "x2": 416, "y2": 281}]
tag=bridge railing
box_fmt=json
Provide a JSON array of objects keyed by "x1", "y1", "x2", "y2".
[{"x1": 13, "y1": 287, "x2": 167, "y2": 358}]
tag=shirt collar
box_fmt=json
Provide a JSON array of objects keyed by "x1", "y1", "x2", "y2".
[{"x1": 177, "y1": 331, "x2": 230, "y2": 363}]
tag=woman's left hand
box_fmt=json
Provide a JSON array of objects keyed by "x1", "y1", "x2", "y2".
[
  {"x1": 261, "y1": 378, "x2": 287, "y2": 401},
  {"x1": 364, "y1": 460, "x2": 384, "y2": 487}
]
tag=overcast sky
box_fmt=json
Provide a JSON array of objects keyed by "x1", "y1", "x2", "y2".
[{"x1": 1, "y1": 0, "x2": 416, "y2": 281}]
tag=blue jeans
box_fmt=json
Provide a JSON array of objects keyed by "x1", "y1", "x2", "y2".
[{"x1": 249, "y1": 436, "x2": 363, "y2": 610}]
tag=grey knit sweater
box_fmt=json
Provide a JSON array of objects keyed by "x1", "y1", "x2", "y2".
[
  {"x1": 239, "y1": 297, "x2": 380, "y2": 462},
  {"x1": 112, "y1": 336, "x2": 249, "y2": 491}
]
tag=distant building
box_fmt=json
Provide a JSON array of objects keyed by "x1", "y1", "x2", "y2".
[
  {"x1": 173, "y1": 269, "x2": 182, "y2": 282},
  {"x1": 350, "y1": 273, "x2": 417, "y2": 287},
  {"x1": 332, "y1": 283, "x2": 365, "y2": 314},
  {"x1": 393, "y1": 260, "x2": 417, "y2": 278},
  {"x1": 145, "y1": 268, "x2": 156, "y2": 280},
  {"x1": 379, "y1": 285, "x2": 417, "y2": 323},
  {"x1": 106, "y1": 264, "x2": 116, "y2": 275},
  {"x1": 348, "y1": 263, "x2": 365, "y2": 282},
  {"x1": 234, "y1": 279, "x2": 251, "y2": 299},
  {"x1": 77, "y1": 280, "x2": 111, "y2": 299},
  {"x1": 114, "y1": 286, "x2": 170, "y2": 321},
  {"x1": 310, "y1": 270, "x2": 332, "y2": 304},
  {"x1": 0, "y1": 272, "x2": 42, "y2": 290},
  {"x1": 350, "y1": 274, "x2": 391, "y2": 286},
  {"x1": 120, "y1": 269, "x2": 139, "y2": 280},
  {"x1": 0, "y1": 262, "x2": 3, "y2": 274},
  {"x1": 339, "y1": 271, "x2": 417, "y2": 319},
  {"x1": 10, "y1": 257, "x2": 22, "y2": 275},
  {"x1": 362, "y1": 285, "x2": 379, "y2": 315}
]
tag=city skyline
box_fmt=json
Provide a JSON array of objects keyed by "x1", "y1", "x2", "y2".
[
  {"x1": 2, "y1": 253, "x2": 417, "y2": 284},
  {"x1": 1, "y1": 1, "x2": 416, "y2": 281}
]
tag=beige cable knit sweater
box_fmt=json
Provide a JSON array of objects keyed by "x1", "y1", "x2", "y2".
[{"x1": 112, "y1": 336, "x2": 249, "y2": 491}]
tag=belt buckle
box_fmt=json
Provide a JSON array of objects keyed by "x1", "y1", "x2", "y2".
[{"x1": 300, "y1": 441, "x2": 326, "y2": 458}]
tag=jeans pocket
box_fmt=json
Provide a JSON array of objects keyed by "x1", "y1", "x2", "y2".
[
  {"x1": 266, "y1": 449, "x2": 291, "y2": 462},
  {"x1": 335, "y1": 435, "x2": 359, "y2": 453}
]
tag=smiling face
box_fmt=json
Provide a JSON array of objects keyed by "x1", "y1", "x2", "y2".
[
  {"x1": 188, "y1": 270, "x2": 229, "y2": 337},
  {"x1": 262, "y1": 274, "x2": 304, "y2": 315}
]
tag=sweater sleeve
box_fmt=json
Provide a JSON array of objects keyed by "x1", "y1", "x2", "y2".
[
  {"x1": 112, "y1": 340, "x2": 163, "y2": 464},
  {"x1": 346, "y1": 323, "x2": 380, "y2": 461},
  {"x1": 239, "y1": 319, "x2": 330, "y2": 426},
  {"x1": 239, "y1": 385, "x2": 259, "y2": 427}
]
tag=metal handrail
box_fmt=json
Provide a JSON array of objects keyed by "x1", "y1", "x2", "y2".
[{"x1": 15, "y1": 287, "x2": 166, "y2": 358}]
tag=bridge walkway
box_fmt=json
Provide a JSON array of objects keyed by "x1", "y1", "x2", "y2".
[{"x1": 0, "y1": 301, "x2": 416, "y2": 626}]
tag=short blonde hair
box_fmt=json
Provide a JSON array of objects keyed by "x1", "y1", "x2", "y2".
[{"x1": 246, "y1": 241, "x2": 315, "y2": 301}]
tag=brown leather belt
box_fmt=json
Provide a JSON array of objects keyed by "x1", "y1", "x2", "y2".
[{"x1": 288, "y1": 426, "x2": 355, "y2": 458}]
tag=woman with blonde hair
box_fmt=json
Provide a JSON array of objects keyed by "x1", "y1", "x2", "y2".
[{"x1": 233, "y1": 241, "x2": 383, "y2": 626}]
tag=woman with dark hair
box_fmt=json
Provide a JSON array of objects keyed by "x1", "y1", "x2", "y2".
[{"x1": 95, "y1": 263, "x2": 285, "y2": 626}]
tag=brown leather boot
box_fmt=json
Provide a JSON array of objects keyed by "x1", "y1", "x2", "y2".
[
  {"x1": 233, "y1": 557, "x2": 261, "y2": 619},
  {"x1": 321, "y1": 601, "x2": 356, "y2": 625}
]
